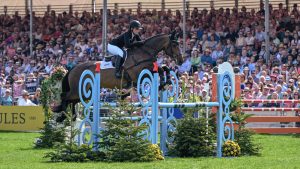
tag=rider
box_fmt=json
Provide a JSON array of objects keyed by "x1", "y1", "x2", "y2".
[{"x1": 108, "y1": 20, "x2": 144, "y2": 78}]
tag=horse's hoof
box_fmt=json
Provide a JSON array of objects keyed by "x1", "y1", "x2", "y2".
[{"x1": 56, "y1": 114, "x2": 66, "y2": 123}]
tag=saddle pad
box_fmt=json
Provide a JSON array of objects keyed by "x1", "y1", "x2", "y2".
[{"x1": 100, "y1": 61, "x2": 115, "y2": 69}]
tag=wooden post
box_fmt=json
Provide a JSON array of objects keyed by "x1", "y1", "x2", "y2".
[
  {"x1": 47, "y1": 5, "x2": 51, "y2": 13},
  {"x1": 212, "y1": 73, "x2": 218, "y2": 113},
  {"x1": 4, "y1": 6, "x2": 7, "y2": 15},
  {"x1": 138, "y1": 2, "x2": 142, "y2": 10},
  {"x1": 235, "y1": 74, "x2": 241, "y2": 98},
  {"x1": 235, "y1": 0, "x2": 238, "y2": 8},
  {"x1": 69, "y1": 4, "x2": 73, "y2": 15},
  {"x1": 114, "y1": 3, "x2": 118, "y2": 12},
  {"x1": 25, "y1": 0, "x2": 28, "y2": 14},
  {"x1": 161, "y1": 0, "x2": 165, "y2": 11}
]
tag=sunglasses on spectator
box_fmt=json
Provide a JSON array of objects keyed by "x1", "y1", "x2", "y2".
[{"x1": 283, "y1": 95, "x2": 288, "y2": 96}]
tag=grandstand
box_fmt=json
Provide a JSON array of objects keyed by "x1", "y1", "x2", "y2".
[{"x1": 0, "y1": 0, "x2": 299, "y2": 133}]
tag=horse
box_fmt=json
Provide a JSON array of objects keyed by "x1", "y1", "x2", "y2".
[{"x1": 51, "y1": 33, "x2": 183, "y2": 121}]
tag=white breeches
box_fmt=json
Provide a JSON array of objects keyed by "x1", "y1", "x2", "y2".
[{"x1": 108, "y1": 44, "x2": 124, "y2": 58}]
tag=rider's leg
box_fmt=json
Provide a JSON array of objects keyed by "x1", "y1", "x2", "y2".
[{"x1": 108, "y1": 44, "x2": 124, "y2": 78}]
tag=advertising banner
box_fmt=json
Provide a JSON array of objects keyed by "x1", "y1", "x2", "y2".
[{"x1": 0, "y1": 106, "x2": 45, "y2": 131}]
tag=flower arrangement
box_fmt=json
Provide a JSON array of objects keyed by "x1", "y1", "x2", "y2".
[
  {"x1": 51, "y1": 66, "x2": 68, "y2": 81},
  {"x1": 222, "y1": 140, "x2": 241, "y2": 157},
  {"x1": 41, "y1": 66, "x2": 68, "y2": 121}
]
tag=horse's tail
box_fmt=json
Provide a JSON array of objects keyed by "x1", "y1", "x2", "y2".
[{"x1": 61, "y1": 70, "x2": 71, "y2": 99}]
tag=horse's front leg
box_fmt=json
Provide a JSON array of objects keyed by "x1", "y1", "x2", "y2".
[
  {"x1": 157, "y1": 67, "x2": 166, "y2": 90},
  {"x1": 161, "y1": 65, "x2": 172, "y2": 85}
]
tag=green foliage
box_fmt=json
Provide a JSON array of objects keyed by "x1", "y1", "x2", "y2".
[
  {"x1": 36, "y1": 66, "x2": 68, "y2": 148},
  {"x1": 230, "y1": 111, "x2": 253, "y2": 130},
  {"x1": 40, "y1": 66, "x2": 67, "y2": 121},
  {"x1": 171, "y1": 112, "x2": 215, "y2": 157},
  {"x1": 44, "y1": 93, "x2": 164, "y2": 162},
  {"x1": 44, "y1": 107, "x2": 89, "y2": 162},
  {"x1": 222, "y1": 140, "x2": 241, "y2": 157},
  {"x1": 34, "y1": 121, "x2": 66, "y2": 148},
  {"x1": 235, "y1": 128, "x2": 262, "y2": 156},
  {"x1": 230, "y1": 109, "x2": 262, "y2": 156},
  {"x1": 97, "y1": 99, "x2": 164, "y2": 162},
  {"x1": 230, "y1": 98, "x2": 243, "y2": 112},
  {"x1": 44, "y1": 144, "x2": 91, "y2": 162}
]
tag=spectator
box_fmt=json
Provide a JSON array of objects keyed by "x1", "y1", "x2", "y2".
[
  {"x1": 178, "y1": 56, "x2": 191, "y2": 74},
  {"x1": 66, "y1": 56, "x2": 77, "y2": 71},
  {"x1": 32, "y1": 88, "x2": 41, "y2": 105},
  {"x1": 266, "y1": 92, "x2": 280, "y2": 107},
  {"x1": 211, "y1": 44, "x2": 224, "y2": 64},
  {"x1": 201, "y1": 48, "x2": 213, "y2": 66},
  {"x1": 0, "y1": 4, "x2": 298, "y2": 110},
  {"x1": 201, "y1": 90, "x2": 210, "y2": 102},
  {"x1": 190, "y1": 48, "x2": 201, "y2": 73},
  {"x1": 0, "y1": 89, "x2": 13, "y2": 106},
  {"x1": 17, "y1": 90, "x2": 36, "y2": 106}
]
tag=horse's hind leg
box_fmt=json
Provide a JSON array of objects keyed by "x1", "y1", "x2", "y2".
[
  {"x1": 71, "y1": 102, "x2": 77, "y2": 121},
  {"x1": 55, "y1": 92, "x2": 71, "y2": 123}
]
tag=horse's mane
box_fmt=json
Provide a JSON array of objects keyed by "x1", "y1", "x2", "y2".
[{"x1": 144, "y1": 34, "x2": 168, "y2": 44}]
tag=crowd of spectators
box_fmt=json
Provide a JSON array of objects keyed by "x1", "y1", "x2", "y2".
[{"x1": 0, "y1": 3, "x2": 299, "y2": 109}]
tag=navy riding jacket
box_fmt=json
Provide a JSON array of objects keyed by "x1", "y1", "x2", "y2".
[{"x1": 110, "y1": 31, "x2": 143, "y2": 49}]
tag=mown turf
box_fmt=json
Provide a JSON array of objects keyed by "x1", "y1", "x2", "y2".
[{"x1": 0, "y1": 132, "x2": 299, "y2": 169}]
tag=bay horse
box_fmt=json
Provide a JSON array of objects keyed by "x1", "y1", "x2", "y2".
[{"x1": 51, "y1": 33, "x2": 183, "y2": 121}]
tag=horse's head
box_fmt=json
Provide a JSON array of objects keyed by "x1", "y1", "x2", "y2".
[{"x1": 164, "y1": 31, "x2": 183, "y2": 65}]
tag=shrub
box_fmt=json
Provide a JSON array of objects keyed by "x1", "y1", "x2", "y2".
[
  {"x1": 171, "y1": 113, "x2": 215, "y2": 157},
  {"x1": 231, "y1": 111, "x2": 262, "y2": 156},
  {"x1": 98, "y1": 100, "x2": 164, "y2": 162},
  {"x1": 235, "y1": 128, "x2": 262, "y2": 156},
  {"x1": 44, "y1": 144, "x2": 91, "y2": 162},
  {"x1": 34, "y1": 121, "x2": 66, "y2": 148},
  {"x1": 44, "y1": 93, "x2": 164, "y2": 162}
]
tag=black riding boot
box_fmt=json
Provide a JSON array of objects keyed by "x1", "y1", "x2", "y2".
[{"x1": 115, "y1": 56, "x2": 122, "y2": 78}]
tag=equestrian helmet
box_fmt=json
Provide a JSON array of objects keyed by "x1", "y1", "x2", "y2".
[{"x1": 129, "y1": 20, "x2": 142, "y2": 29}]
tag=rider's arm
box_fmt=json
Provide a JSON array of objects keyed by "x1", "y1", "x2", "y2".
[
  {"x1": 124, "y1": 32, "x2": 135, "y2": 48},
  {"x1": 132, "y1": 35, "x2": 144, "y2": 47},
  {"x1": 124, "y1": 33, "x2": 144, "y2": 48}
]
